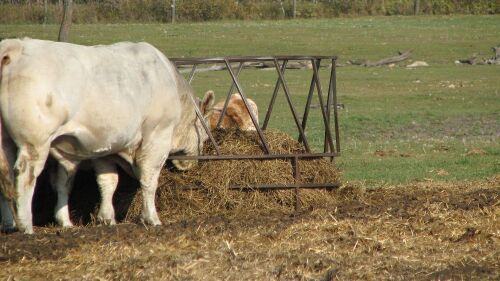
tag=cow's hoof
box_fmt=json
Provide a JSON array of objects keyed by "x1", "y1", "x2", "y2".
[
  {"x1": 98, "y1": 217, "x2": 116, "y2": 226},
  {"x1": 55, "y1": 213, "x2": 73, "y2": 228},
  {"x1": 56, "y1": 219, "x2": 73, "y2": 228},
  {"x1": 0, "y1": 226, "x2": 18, "y2": 234},
  {"x1": 20, "y1": 227, "x2": 33, "y2": 235},
  {"x1": 140, "y1": 216, "x2": 162, "y2": 226}
]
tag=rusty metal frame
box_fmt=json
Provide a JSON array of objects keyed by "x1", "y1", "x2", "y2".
[{"x1": 168, "y1": 55, "x2": 341, "y2": 208}]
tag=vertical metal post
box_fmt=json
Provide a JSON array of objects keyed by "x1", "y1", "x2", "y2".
[
  {"x1": 331, "y1": 59, "x2": 341, "y2": 155},
  {"x1": 311, "y1": 59, "x2": 335, "y2": 153},
  {"x1": 325, "y1": 60, "x2": 333, "y2": 153},
  {"x1": 292, "y1": 156, "x2": 301, "y2": 212}
]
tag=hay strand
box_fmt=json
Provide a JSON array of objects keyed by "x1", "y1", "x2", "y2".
[{"x1": 126, "y1": 129, "x2": 340, "y2": 222}]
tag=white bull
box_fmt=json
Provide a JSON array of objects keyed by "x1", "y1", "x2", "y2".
[{"x1": 0, "y1": 38, "x2": 213, "y2": 233}]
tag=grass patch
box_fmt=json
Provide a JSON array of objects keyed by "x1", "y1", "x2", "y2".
[{"x1": 1, "y1": 15, "x2": 499, "y2": 184}]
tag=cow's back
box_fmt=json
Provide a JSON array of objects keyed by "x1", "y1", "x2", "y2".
[{"x1": 0, "y1": 38, "x2": 182, "y2": 158}]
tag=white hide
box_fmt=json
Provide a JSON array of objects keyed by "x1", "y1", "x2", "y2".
[{"x1": 0, "y1": 38, "x2": 209, "y2": 233}]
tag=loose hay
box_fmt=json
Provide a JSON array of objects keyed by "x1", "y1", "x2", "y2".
[
  {"x1": 2, "y1": 178, "x2": 498, "y2": 280},
  {"x1": 126, "y1": 129, "x2": 340, "y2": 222}
]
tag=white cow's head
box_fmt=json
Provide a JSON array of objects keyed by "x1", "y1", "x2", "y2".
[{"x1": 171, "y1": 90, "x2": 214, "y2": 171}]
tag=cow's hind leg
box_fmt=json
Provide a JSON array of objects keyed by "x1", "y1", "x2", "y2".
[
  {"x1": 1, "y1": 134, "x2": 17, "y2": 232},
  {"x1": 15, "y1": 144, "x2": 50, "y2": 234},
  {"x1": 0, "y1": 193, "x2": 15, "y2": 232},
  {"x1": 93, "y1": 158, "x2": 118, "y2": 225},
  {"x1": 51, "y1": 159, "x2": 79, "y2": 227}
]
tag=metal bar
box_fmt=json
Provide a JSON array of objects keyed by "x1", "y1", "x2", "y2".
[
  {"x1": 292, "y1": 156, "x2": 301, "y2": 211},
  {"x1": 273, "y1": 59, "x2": 311, "y2": 153},
  {"x1": 168, "y1": 152, "x2": 338, "y2": 161},
  {"x1": 325, "y1": 60, "x2": 333, "y2": 153},
  {"x1": 178, "y1": 63, "x2": 220, "y2": 154},
  {"x1": 224, "y1": 59, "x2": 271, "y2": 154},
  {"x1": 216, "y1": 62, "x2": 245, "y2": 129},
  {"x1": 178, "y1": 182, "x2": 341, "y2": 191},
  {"x1": 187, "y1": 64, "x2": 198, "y2": 84},
  {"x1": 170, "y1": 55, "x2": 340, "y2": 160},
  {"x1": 331, "y1": 59, "x2": 341, "y2": 155},
  {"x1": 298, "y1": 59, "x2": 320, "y2": 143},
  {"x1": 170, "y1": 55, "x2": 338, "y2": 65},
  {"x1": 311, "y1": 59, "x2": 335, "y2": 154},
  {"x1": 186, "y1": 90, "x2": 221, "y2": 155},
  {"x1": 262, "y1": 60, "x2": 288, "y2": 130}
]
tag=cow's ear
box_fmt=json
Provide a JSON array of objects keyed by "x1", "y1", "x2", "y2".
[{"x1": 201, "y1": 90, "x2": 215, "y2": 116}]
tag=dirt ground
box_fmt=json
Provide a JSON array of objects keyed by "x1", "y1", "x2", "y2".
[{"x1": 0, "y1": 176, "x2": 498, "y2": 281}]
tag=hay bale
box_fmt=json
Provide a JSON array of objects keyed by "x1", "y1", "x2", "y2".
[{"x1": 126, "y1": 129, "x2": 340, "y2": 222}]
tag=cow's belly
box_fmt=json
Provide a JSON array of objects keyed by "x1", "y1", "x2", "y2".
[{"x1": 51, "y1": 119, "x2": 142, "y2": 160}]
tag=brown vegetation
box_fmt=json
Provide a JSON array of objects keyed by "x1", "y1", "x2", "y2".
[
  {"x1": 0, "y1": 177, "x2": 498, "y2": 280},
  {"x1": 127, "y1": 128, "x2": 340, "y2": 222},
  {"x1": 1, "y1": 129, "x2": 498, "y2": 279},
  {"x1": 0, "y1": 0, "x2": 497, "y2": 24}
]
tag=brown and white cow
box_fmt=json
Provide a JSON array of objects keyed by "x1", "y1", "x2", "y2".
[
  {"x1": 0, "y1": 38, "x2": 213, "y2": 233},
  {"x1": 208, "y1": 92, "x2": 259, "y2": 131}
]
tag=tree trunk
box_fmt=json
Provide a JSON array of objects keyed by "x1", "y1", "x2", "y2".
[
  {"x1": 414, "y1": 0, "x2": 420, "y2": 15},
  {"x1": 171, "y1": 0, "x2": 176, "y2": 24},
  {"x1": 43, "y1": 0, "x2": 48, "y2": 25},
  {"x1": 293, "y1": 0, "x2": 296, "y2": 18},
  {"x1": 381, "y1": 0, "x2": 386, "y2": 15},
  {"x1": 278, "y1": 0, "x2": 285, "y2": 18},
  {"x1": 58, "y1": 0, "x2": 73, "y2": 42}
]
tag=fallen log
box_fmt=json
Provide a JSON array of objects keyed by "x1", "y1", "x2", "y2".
[
  {"x1": 455, "y1": 46, "x2": 500, "y2": 65},
  {"x1": 455, "y1": 55, "x2": 480, "y2": 65},
  {"x1": 493, "y1": 46, "x2": 500, "y2": 60},
  {"x1": 349, "y1": 50, "x2": 412, "y2": 67},
  {"x1": 486, "y1": 46, "x2": 500, "y2": 65}
]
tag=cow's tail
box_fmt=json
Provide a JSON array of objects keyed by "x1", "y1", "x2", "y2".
[{"x1": 0, "y1": 39, "x2": 19, "y2": 201}]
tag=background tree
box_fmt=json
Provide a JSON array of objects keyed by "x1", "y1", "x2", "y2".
[
  {"x1": 58, "y1": 0, "x2": 72, "y2": 42},
  {"x1": 414, "y1": 0, "x2": 420, "y2": 15}
]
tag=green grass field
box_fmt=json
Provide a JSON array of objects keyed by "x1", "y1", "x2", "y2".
[{"x1": 1, "y1": 15, "x2": 499, "y2": 184}]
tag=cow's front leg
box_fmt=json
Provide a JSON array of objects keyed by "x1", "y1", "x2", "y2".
[
  {"x1": 15, "y1": 144, "x2": 49, "y2": 234},
  {"x1": 137, "y1": 165, "x2": 162, "y2": 226},
  {"x1": 94, "y1": 158, "x2": 118, "y2": 225},
  {"x1": 134, "y1": 127, "x2": 174, "y2": 226},
  {"x1": 51, "y1": 160, "x2": 79, "y2": 227}
]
